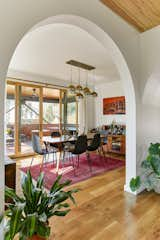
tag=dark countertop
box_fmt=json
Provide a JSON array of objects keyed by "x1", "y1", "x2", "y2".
[{"x1": 5, "y1": 156, "x2": 16, "y2": 165}]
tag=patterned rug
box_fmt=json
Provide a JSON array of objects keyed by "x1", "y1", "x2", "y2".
[{"x1": 20, "y1": 153, "x2": 125, "y2": 190}]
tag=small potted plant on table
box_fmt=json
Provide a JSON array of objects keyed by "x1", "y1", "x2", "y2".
[{"x1": 1, "y1": 171, "x2": 79, "y2": 240}]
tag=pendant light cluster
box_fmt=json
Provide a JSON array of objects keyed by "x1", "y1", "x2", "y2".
[{"x1": 67, "y1": 60, "x2": 98, "y2": 100}]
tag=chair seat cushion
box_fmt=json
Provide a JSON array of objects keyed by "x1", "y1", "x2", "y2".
[{"x1": 87, "y1": 145, "x2": 97, "y2": 151}]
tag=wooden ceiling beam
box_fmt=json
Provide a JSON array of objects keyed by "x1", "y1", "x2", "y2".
[{"x1": 100, "y1": 0, "x2": 160, "y2": 32}]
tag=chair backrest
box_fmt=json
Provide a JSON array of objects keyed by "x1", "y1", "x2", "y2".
[
  {"x1": 90, "y1": 133, "x2": 101, "y2": 149},
  {"x1": 32, "y1": 134, "x2": 43, "y2": 154},
  {"x1": 51, "y1": 131, "x2": 61, "y2": 137},
  {"x1": 73, "y1": 135, "x2": 87, "y2": 155}
]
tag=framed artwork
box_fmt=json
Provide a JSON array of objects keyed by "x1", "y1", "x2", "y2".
[{"x1": 103, "y1": 96, "x2": 125, "y2": 115}]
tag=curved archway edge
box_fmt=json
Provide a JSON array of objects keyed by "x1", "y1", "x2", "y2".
[{"x1": 8, "y1": 15, "x2": 137, "y2": 193}]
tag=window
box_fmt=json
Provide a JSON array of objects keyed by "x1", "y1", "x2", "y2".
[
  {"x1": 67, "y1": 102, "x2": 76, "y2": 124},
  {"x1": 5, "y1": 80, "x2": 78, "y2": 157},
  {"x1": 43, "y1": 102, "x2": 60, "y2": 124}
]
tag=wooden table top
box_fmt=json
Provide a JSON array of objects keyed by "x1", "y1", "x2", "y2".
[
  {"x1": 42, "y1": 133, "x2": 105, "y2": 144},
  {"x1": 42, "y1": 135, "x2": 77, "y2": 144}
]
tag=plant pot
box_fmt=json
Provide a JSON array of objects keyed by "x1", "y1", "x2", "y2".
[{"x1": 28, "y1": 235, "x2": 47, "y2": 240}]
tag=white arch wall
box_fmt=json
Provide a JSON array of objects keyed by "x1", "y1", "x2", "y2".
[
  {"x1": 0, "y1": 0, "x2": 141, "y2": 214},
  {"x1": 137, "y1": 26, "x2": 160, "y2": 161}
]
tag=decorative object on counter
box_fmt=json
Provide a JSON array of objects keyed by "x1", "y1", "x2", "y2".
[
  {"x1": 106, "y1": 121, "x2": 125, "y2": 135},
  {"x1": 130, "y1": 143, "x2": 160, "y2": 193},
  {"x1": 89, "y1": 128, "x2": 98, "y2": 133},
  {"x1": 103, "y1": 96, "x2": 125, "y2": 115}
]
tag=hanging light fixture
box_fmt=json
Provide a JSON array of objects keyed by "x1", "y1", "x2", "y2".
[
  {"x1": 91, "y1": 91, "x2": 98, "y2": 97},
  {"x1": 76, "y1": 68, "x2": 83, "y2": 91},
  {"x1": 32, "y1": 88, "x2": 38, "y2": 98},
  {"x1": 66, "y1": 60, "x2": 97, "y2": 98},
  {"x1": 68, "y1": 66, "x2": 75, "y2": 94},
  {"x1": 83, "y1": 70, "x2": 91, "y2": 96},
  {"x1": 91, "y1": 70, "x2": 98, "y2": 97},
  {"x1": 76, "y1": 68, "x2": 84, "y2": 101}
]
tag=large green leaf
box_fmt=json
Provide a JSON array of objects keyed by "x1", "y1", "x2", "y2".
[
  {"x1": 36, "y1": 221, "x2": 50, "y2": 238},
  {"x1": 50, "y1": 175, "x2": 62, "y2": 193},
  {"x1": 150, "y1": 155, "x2": 160, "y2": 176},
  {"x1": 5, "y1": 186, "x2": 24, "y2": 203},
  {"x1": 130, "y1": 176, "x2": 141, "y2": 192},
  {"x1": 4, "y1": 231, "x2": 11, "y2": 240},
  {"x1": 22, "y1": 171, "x2": 34, "y2": 202},
  {"x1": 36, "y1": 172, "x2": 44, "y2": 189},
  {"x1": 149, "y1": 143, "x2": 160, "y2": 155},
  {"x1": 54, "y1": 209, "x2": 70, "y2": 216},
  {"x1": 0, "y1": 213, "x2": 3, "y2": 224},
  {"x1": 32, "y1": 188, "x2": 43, "y2": 208},
  {"x1": 141, "y1": 159, "x2": 152, "y2": 169},
  {"x1": 21, "y1": 213, "x2": 37, "y2": 237},
  {"x1": 9, "y1": 204, "x2": 24, "y2": 239}
]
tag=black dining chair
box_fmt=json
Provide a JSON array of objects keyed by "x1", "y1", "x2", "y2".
[
  {"x1": 99, "y1": 130, "x2": 108, "y2": 156},
  {"x1": 49, "y1": 131, "x2": 61, "y2": 150},
  {"x1": 67, "y1": 135, "x2": 87, "y2": 175},
  {"x1": 86, "y1": 133, "x2": 103, "y2": 172},
  {"x1": 87, "y1": 133, "x2": 101, "y2": 152},
  {"x1": 31, "y1": 134, "x2": 57, "y2": 168}
]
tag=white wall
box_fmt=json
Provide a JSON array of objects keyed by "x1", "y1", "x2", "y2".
[
  {"x1": 95, "y1": 81, "x2": 126, "y2": 127},
  {"x1": 138, "y1": 26, "x2": 160, "y2": 153},
  {"x1": 0, "y1": 0, "x2": 140, "y2": 217}
]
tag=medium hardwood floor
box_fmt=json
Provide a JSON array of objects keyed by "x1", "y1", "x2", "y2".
[{"x1": 16, "y1": 157, "x2": 160, "y2": 240}]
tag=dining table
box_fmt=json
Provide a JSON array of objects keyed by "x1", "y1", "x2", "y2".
[{"x1": 42, "y1": 133, "x2": 106, "y2": 174}]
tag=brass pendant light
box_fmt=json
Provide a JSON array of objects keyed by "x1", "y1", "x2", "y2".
[
  {"x1": 68, "y1": 66, "x2": 75, "y2": 94},
  {"x1": 76, "y1": 68, "x2": 84, "y2": 101},
  {"x1": 91, "y1": 70, "x2": 98, "y2": 97},
  {"x1": 83, "y1": 70, "x2": 92, "y2": 96},
  {"x1": 67, "y1": 60, "x2": 97, "y2": 98},
  {"x1": 91, "y1": 91, "x2": 98, "y2": 97}
]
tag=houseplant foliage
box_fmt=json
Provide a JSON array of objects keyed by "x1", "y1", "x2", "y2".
[
  {"x1": 1, "y1": 171, "x2": 79, "y2": 240},
  {"x1": 130, "y1": 143, "x2": 160, "y2": 193}
]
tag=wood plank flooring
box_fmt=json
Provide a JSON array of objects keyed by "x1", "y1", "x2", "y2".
[{"x1": 15, "y1": 156, "x2": 160, "y2": 240}]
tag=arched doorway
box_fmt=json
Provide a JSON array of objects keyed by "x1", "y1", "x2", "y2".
[{"x1": 2, "y1": 15, "x2": 136, "y2": 213}]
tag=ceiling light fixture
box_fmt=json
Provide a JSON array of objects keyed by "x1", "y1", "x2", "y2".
[
  {"x1": 68, "y1": 66, "x2": 75, "y2": 94},
  {"x1": 66, "y1": 60, "x2": 97, "y2": 98},
  {"x1": 91, "y1": 70, "x2": 98, "y2": 97},
  {"x1": 76, "y1": 68, "x2": 83, "y2": 91},
  {"x1": 83, "y1": 71, "x2": 91, "y2": 96},
  {"x1": 76, "y1": 68, "x2": 84, "y2": 101}
]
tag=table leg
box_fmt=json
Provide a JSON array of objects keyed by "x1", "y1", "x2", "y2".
[{"x1": 56, "y1": 143, "x2": 63, "y2": 175}]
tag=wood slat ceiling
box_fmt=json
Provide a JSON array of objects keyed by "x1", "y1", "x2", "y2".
[{"x1": 101, "y1": 0, "x2": 160, "y2": 32}]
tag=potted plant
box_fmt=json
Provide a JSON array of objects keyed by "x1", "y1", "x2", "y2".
[
  {"x1": 0, "y1": 170, "x2": 79, "y2": 240},
  {"x1": 130, "y1": 143, "x2": 160, "y2": 193}
]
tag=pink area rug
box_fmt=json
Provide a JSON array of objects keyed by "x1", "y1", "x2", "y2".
[{"x1": 20, "y1": 154, "x2": 125, "y2": 190}]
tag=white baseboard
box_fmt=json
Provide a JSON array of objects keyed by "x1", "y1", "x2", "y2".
[{"x1": 124, "y1": 184, "x2": 138, "y2": 195}]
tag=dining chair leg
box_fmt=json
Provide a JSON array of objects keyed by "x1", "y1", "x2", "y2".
[
  {"x1": 98, "y1": 147, "x2": 101, "y2": 156},
  {"x1": 101, "y1": 145, "x2": 106, "y2": 157},
  {"x1": 53, "y1": 152, "x2": 55, "y2": 166},
  {"x1": 68, "y1": 152, "x2": 72, "y2": 164},
  {"x1": 86, "y1": 151, "x2": 92, "y2": 173},
  {"x1": 77, "y1": 155, "x2": 80, "y2": 168},
  {"x1": 40, "y1": 155, "x2": 45, "y2": 172},
  {"x1": 63, "y1": 151, "x2": 65, "y2": 166},
  {"x1": 54, "y1": 152, "x2": 57, "y2": 166},
  {"x1": 30, "y1": 156, "x2": 34, "y2": 167},
  {"x1": 71, "y1": 155, "x2": 76, "y2": 176}
]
